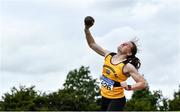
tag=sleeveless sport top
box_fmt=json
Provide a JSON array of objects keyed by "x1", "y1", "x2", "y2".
[{"x1": 100, "y1": 52, "x2": 129, "y2": 99}]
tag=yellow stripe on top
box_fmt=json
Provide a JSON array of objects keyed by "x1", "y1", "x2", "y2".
[{"x1": 101, "y1": 53, "x2": 129, "y2": 99}]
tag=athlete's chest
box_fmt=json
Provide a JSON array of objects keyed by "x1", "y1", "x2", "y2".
[{"x1": 102, "y1": 56, "x2": 124, "y2": 80}]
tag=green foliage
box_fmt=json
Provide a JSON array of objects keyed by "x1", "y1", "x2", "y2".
[
  {"x1": 124, "y1": 88, "x2": 168, "y2": 111},
  {"x1": 169, "y1": 85, "x2": 180, "y2": 110},
  {"x1": 47, "y1": 89, "x2": 100, "y2": 111},
  {"x1": 0, "y1": 85, "x2": 38, "y2": 110},
  {"x1": 64, "y1": 66, "x2": 100, "y2": 100},
  {"x1": 46, "y1": 66, "x2": 100, "y2": 110},
  {"x1": 61, "y1": 66, "x2": 101, "y2": 110},
  {"x1": 33, "y1": 93, "x2": 49, "y2": 110}
]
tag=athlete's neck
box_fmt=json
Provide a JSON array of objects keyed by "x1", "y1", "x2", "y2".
[{"x1": 114, "y1": 53, "x2": 127, "y2": 62}]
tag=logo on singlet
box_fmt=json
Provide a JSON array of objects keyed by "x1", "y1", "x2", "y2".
[{"x1": 106, "y1": 69, "x2": 110, "y2": 75}]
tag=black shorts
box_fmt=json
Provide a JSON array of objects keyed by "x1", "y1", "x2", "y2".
[{"x1": 101, "y1": 96, "x2": 126, "y2": 111}]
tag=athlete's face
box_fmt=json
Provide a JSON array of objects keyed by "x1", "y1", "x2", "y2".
[{"x1": 118, "y1": 41, "x2": 133, "y2": 55}]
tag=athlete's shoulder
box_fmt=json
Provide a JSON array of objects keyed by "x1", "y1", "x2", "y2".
[
  {"x1": 104, "y1": 52, "x2": 116, "y2": 58},
  {"x1": 124, "y1": 63, "x2": 137, "y2": 74}
]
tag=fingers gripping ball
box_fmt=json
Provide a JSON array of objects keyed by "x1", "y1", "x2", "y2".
[{"x1": 84, "y1": 16, "x2": 95, "y2": 27}]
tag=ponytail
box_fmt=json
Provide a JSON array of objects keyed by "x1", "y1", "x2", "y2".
[
  {"x1": 124, "y1": 41, "x2": 141, "y2": 69},
  {"x1": 126, "y1": 55, "x2": 141, "y2": 69}
]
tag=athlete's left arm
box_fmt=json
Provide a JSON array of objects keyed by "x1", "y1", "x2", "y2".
[{"x1": 121, "y1": 63, "x2": 147, "y2": 91}]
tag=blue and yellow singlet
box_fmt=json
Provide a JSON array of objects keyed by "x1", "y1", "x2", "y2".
[{"x1": 100, "y1": 53, "x2": 129, "y2": 99}]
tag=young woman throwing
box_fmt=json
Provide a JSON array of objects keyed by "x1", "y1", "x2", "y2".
[{"x1": 84, "y1": 16, "x2": 147, "y2": 111}]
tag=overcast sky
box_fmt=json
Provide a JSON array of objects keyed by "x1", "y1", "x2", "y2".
[{"x1": 0, "y1": 0, "x2": 180, "y2": 99}]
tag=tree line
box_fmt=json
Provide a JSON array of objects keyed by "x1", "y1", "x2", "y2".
[{"x1": 0, "y1": 66, "x2": 179, "y2": 111}]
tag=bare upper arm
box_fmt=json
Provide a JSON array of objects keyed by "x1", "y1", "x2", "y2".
[
  {"x1": 90, "y1": 43, "x2": 111, "y2": 57},
  {"x1": 123, "y1": 63, "x2": 146, "y2": 83}
]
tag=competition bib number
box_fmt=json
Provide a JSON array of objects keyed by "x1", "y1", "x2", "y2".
[{"x1": 100, "y1": 75, "x2": 114, "y2": 90}]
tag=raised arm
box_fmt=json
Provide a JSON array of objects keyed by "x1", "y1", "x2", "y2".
[
  {"x1": 121, "y1": 63, "x2": 148, "y2": 91},
  {"x1": 84, "y1": 25, "x2": 110, "y2": 57}
]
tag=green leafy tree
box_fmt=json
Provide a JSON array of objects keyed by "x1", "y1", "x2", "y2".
[
  {"x1": 0, "y1": 85, "x2": 37, "y2": 110},
  {"x1": 46, "y1": 89, "x2": 76, "y2": 110},
  {"x1": 169, "y1": 85, "x2": 180, "y2": 110},
  {"x1": 33, "y1": 93, "x2": 49, "y2": 110},
  {"x1": 0, "y1": 85, "x2": 48, "y2": 111},
  {"x1": 58, "y1": 66, "x2": 101, "y2": 110},
  {"x1": 124, "y1": 87, "x2": 168, "y2": 111},
  {"x1": 63, "y1": 66, "x2": 100, "y2": 100}
]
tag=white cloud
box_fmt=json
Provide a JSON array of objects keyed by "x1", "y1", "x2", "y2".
[
  {"x1": 96, "y1": 26, "x2": 139, "y2": 52},
  {"x1": 0, "y1": 70, "x2": 67, "y2": 98},
  {"x1": 132, "y1": 2, "x2": 161, "y2": 18}
]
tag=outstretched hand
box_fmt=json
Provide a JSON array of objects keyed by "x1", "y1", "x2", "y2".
[
  {"x1": 85, "y1": 24, "x2": 91, "y2": 30},
  {"x1": 84, "y1": 16, "x2": 94, "y2": 30}
]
